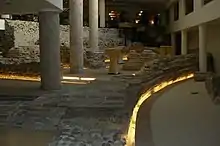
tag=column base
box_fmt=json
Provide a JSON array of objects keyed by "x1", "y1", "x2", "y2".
[
  {"x1": 40, "y1": 84, "x2": 61, "y2": 91},
  {"x1": 194, "y1": 71, "x2": 209, "y2": 82}
]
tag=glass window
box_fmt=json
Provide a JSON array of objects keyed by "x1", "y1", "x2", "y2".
[
  {"x1": 174, "y1": 1, "x2": 179, "y2": 21},
  {"x1": 185, "y1": 0, "x2": 194, "y2": 15}
]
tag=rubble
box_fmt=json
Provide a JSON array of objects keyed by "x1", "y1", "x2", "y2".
[{"x1": 122, "y1": 49, "x2": 158, "y2": 71}]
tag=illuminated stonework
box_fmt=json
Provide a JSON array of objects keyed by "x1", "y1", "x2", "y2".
[
  {"x1": 105, "y1": 56, "x2": 128, "y2": 63},
  {"x1": 0, "y1": 74, "x2": 40, "y2": 81},
  {"x1": 126, "y1": 73, "x2": 194, "y2": 146},
  {"x1": 0, "y1": 74, "x2": 96, "y2": 84}
]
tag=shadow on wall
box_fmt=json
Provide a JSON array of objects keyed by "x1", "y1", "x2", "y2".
[{"x1": 0, "y1": 21, "x2": 14, "y2": 56}]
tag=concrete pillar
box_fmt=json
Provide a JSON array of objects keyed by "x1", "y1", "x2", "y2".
[
  {"x1": 69, "y1": 0, "x2": 84, "y2": 73},
  {"x1": 99, "y1": 0, "x2": 105, "y2": 27},
  {"x1": 89, "y1": 0, "x2": 99, "y2": 51},
  {"x1": 39, "y1": 11, "x2": 61, "y2": 90},
  {"x1": 181, "y1": 29, "x2": 187, "y2": 55},
  {"x1": 199, "y1": 24, "x2": 207, "y2": 72},
  {"x1": 194, "y1": 0, "x2": 202, "y2": 11},
  {"x1": 171, "y1": 33, "x2": 176, "y2": 56},
  {"x1": 179, "y1": 0, "x2": 185, "y2": 17}
]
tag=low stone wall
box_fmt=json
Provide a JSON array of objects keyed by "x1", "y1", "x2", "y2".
[
  {"x1": 0, "y1": 20, "x2": 124, "y2": 54},
  {"x1": 114, "y1": 54, "x2": 198, "y2": 110},
  {"x1": 122, "y1": 49, "x2": 158, "y2": 71},
  {"x1": 0, "y1": 60, "x2": 40, "y2": 76},
  {"x1": 0, "y1": 45, "x2": 107, "y2": 74}
]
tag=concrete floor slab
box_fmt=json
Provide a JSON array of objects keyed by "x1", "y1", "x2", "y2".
[{"x1": 149, "y1": 80, "x2": 220, "y2": 146}]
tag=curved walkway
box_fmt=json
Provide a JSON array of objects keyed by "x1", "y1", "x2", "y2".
[{"x1": 136, "y1": 80, "x2": 220, "y2": 146}]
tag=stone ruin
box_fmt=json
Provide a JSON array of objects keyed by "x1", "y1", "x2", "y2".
[
  {"x1": 0, "y1": 20, "x2": 126, "y2": 74},
  {"x1": 122, "y1": 43, "x2": 159, "y2": 71}
]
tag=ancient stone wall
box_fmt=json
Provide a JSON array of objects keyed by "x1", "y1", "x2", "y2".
[
  {"x1": 0, "y1": 21, "x2": 14, "y2": 55},
  {"x1": 0, "y1": 20, "x2": 123, "y2": 52}
]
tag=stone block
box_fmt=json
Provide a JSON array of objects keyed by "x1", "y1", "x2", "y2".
[
  {"x1": 194, "y1": 72, "x2": 208, "y2": 82},
  {"x1": 205, "y1": 75, "x2": 220, "y2": 105},
  {"x1": 84, "y1": 51, "x2": 105, "y2": 69}
]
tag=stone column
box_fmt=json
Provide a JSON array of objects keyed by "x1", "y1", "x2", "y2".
[
  {"x1": 99, "y1": 0, "x2": 105, "y2": 27},
  {"x1": 199, "y1": 24, "x2": 207, "y2": 72},
  {"x1": 69, "y1": 0, "x2": 84, "y2": 73},
  {"x1": 39, "y1": 11, "x2": 61, "y2": 90},
  {"x1": 89, "y1": 0, "x2": 99, "y2": 52},
  {"x1": 171, "y1": 33, "x2": 176, "y2": 56},
  {"x1": 181, "y1": 29, "x2": 187, "y2": 55}
]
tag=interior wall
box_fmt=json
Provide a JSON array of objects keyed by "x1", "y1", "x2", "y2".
[
  {"x1": 187, "y1": 28, "x2": 199, "y2": 51},
  {"x1": 169, "y1": 0, "x2": 220, "y2": 32},
  {"x1": 206, "y1": 21, "x2": 220, "y2": 75}
]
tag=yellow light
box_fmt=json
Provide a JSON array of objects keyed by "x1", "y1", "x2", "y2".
[
  {"x1": 105, "y1": 57, "x2": 128, "y2": 63},
  {"x1": 63, "y1": 64, "x2": 88, "y2": 70},
  {"x1": 62, "y1": 76, "x2": 96, "y2": 81},
  {"x1": 135, "y1": 20, "x2": 140, "y2": 24},
  {"x1": 62, "y1": 64, "x2": 70, "y2": 69},
  {"x1": 126, "y1": 73, "x2": 194, "y2": 146},
  {"x1": 61, "y1": 80, "x2": 88, "y2": 85},
  {"x1": 150, "y1": 20, "x2": 154, "y2": 25},
  {"x1": 0, "y1": 74, "x2": 40, "y2": 81},
  {"x1": 63, "y1": 76, "x2": 80, "y2": 80},
  {"x1": 80, "y1": 77, "x2": 96, "y2": 81},
  {"x1": 0, "y1": 74, "x2": 96, "y2": 83}
]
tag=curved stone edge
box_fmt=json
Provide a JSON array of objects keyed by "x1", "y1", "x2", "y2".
[{"x1": 125, "y1": 72, "x2": 194, "y2": 146}]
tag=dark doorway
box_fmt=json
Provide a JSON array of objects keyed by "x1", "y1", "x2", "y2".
[{"x1": 175, "y1": 31, "x2": 181, "y2": 55}]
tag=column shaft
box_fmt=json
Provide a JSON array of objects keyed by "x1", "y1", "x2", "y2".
[
  {"x1": 99, "y1": 0, "x2": 105, "y2": 27},
  {"x1": 69, "y1": 0, "x2": 84, "y2": 73},
  {"x1": 179, "y1": 0, "x2": 185, "y2": 17},
  {"x1": 89, "y1": 0, "x2": 99, "y2": 51},
  {"x1": 39, "y1": 11, "x2": 61, "y2": 90},
  {"x1": 181, "y1": 29, "x2": 187, "y2": 55},
  {"x1": 199, "y1": 24, "x2": 207, "y2": 72}
]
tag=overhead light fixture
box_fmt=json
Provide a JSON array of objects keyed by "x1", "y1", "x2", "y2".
[
  {"x1": 135, "y1": 20, "x2": 140, "y2": 24},
  {"x1": 150, "y1": 20, "x2": 154, "y2": 25}
]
